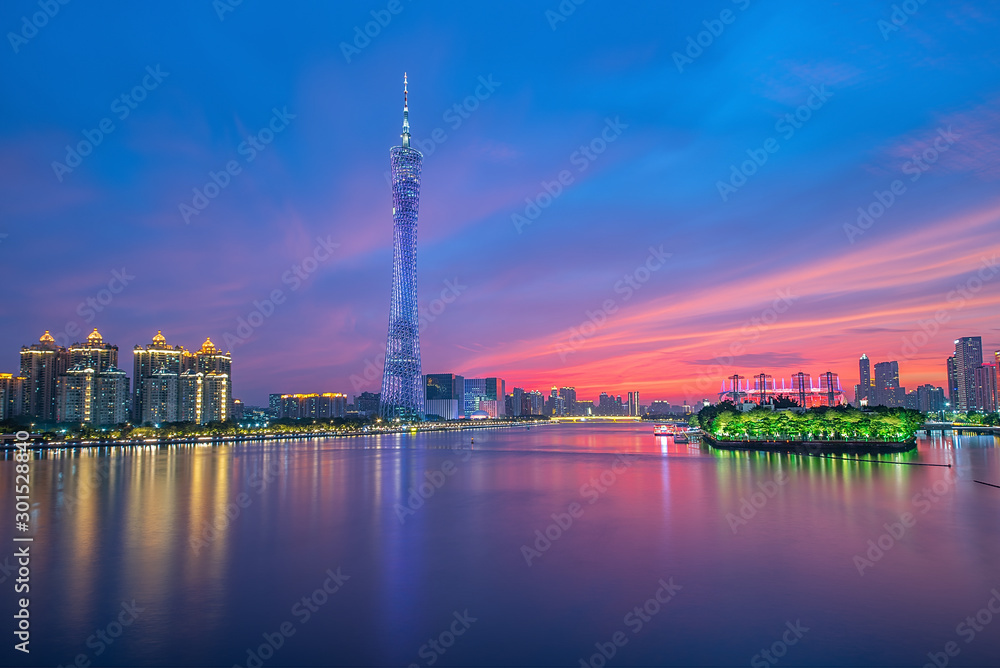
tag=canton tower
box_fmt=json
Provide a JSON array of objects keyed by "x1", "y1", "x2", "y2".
[{"x1": 379, "y1": 73, "x2": 424, "y2": 420}]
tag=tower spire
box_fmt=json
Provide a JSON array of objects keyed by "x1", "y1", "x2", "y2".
[{"x1": 401, "y1": 72, "x2": 410, "y2": 148}]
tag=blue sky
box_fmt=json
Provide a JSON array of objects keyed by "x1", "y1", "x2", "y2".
[{"x1": 2, "y1": 0, "x2": 999, "y2": 405}]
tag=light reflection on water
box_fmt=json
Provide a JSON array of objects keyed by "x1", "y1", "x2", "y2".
[{"x1": 1, "y1": 424, "x2": 998, "y2": 667}]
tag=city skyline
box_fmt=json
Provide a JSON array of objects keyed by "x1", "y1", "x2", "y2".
[
  {"x1": 5, "y1": 324, "x2": 997, "y2": 414},
  {"x1": 2, "y1": 2, "x2": 999, "y2": 406}
]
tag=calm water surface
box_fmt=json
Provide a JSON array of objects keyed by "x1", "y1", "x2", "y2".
[{"x1": 2, "y1": 423, "x2": 999, "y2": 667}]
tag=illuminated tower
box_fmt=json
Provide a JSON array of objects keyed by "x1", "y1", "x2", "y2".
[{"x1": 379, "y1": 73, "x2": 424, "y2": 421}]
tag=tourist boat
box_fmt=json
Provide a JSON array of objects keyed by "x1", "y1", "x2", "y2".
[
  {"x1": 653, "y1": 423, "x2": 676, "y2": 436},
  {"x1": 674, "y1": 431, "x2": 690, "y2": 443}
]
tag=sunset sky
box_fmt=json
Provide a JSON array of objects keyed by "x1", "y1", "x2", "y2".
[{"x1": 2, "y1": 0, "x2": 999, "y2": 406}]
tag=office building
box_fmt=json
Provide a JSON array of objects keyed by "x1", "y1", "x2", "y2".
[
  {"x1": 872, "y1": 361, "x2": 904, "y2": 407},
  {"x1": 946, "y1": 356, "x2": 958, "y2": 408},
  {"x1": 355, "y1": 392, "x2": 380, "y2": 417},
  {"x1": 559, "y1": 387, "x2": 577, "y2": 416},
  {"x1": 974, "y1": 364, "x2": 998, "y2": 413},
  {"x1": 954, "y1": 337, "x2": 983, "y2": 411},
  {"x1": 627, "y1": 391, "x2": 640, "y2": 416},
  {"x1": 857, "y1": 354, "x2": 871, "y2": 404},
  {"x1": 464, "y1": 377, "x2": 505, "y2": 417},
  {"x1": 424, "y1": 373, "x2": 464, "y2": 420},
  {"x1": 269, "y1": 393, "x2": 282, "y2": 417}
]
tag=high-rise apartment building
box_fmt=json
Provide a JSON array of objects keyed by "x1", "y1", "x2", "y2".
[
  {"x1": 954, "y1": 337, "x2": 983, "y2": 411},
  {"x1": 54, "y1": 330, "x2": 130, "y2": 426},
  {"x1": 133, "y1": 331, "x2": 185, "y2": 423},
  {"x1": 277, "y1": 393, "x2": 347, "y2": 420},
  {"x1": 0, "y1": 373, "x2": 25, "y2": 421},
  {"x1": 20, "y1": 331, "x2": 68, "y2": 421}
]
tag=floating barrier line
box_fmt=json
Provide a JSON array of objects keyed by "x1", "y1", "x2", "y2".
[{"x1": 804, "y1": 454, "x2": 951, "y2": 467}]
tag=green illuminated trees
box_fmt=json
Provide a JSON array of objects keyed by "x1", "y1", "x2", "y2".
[{"x1": 698, "y1": 404, "x2": 923, "y2": 443}]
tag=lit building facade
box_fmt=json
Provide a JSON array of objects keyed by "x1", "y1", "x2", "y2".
[
  {"x1": 974, "y1": 364, "x2": 998, "y2": 413},
  {"x1": 464, "y1": 377, "x2": 505, "y2": 416},
  {"x1": 856, "y1": 354, "x2": 872, "y2": 405},
  {"x1": 946, "y1": 356, "x2": 959, "y2": 407},
  {"x1": 54, "y1": 331, "x2": 130, "y2": 426},
  {"x1": 20, "y1": 330, "x2": 68, "y2": 421},
  {"x1": 133, "y1": 331, "x2": 185, "y2": 423},
  {"x1": 379, "y1": 74, "x2": 424, "y2": 421},
  {"x1": 955, "y1": 337, "x2": 984, "y2": 411},
  {"x1": 279, "y1": 393, "x2": 348, "y2": 420},
  {"x1": 627, "y1": 391, "x2": 640, "y2": 416},
  {"x1": 424, "y1": 374, "x2": 464, "y2": 420},
  {"x1": 872, "y1": 361, "x2": 904, "y2": 408},
  {"x1": 0, "y1": 374, "x2": 25, "y2": 421}
]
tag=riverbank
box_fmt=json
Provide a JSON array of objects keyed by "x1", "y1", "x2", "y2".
[
  {"x1": 0, "y1": 420, "x2": 545, "y2": 450},
  {"x1": 702, "y1": 433, "x2": 916, "y2": 454}
]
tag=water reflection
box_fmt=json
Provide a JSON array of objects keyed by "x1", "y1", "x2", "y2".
[{"x1": 0, "y1": 425, "x2": 997, "y2": 667}]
